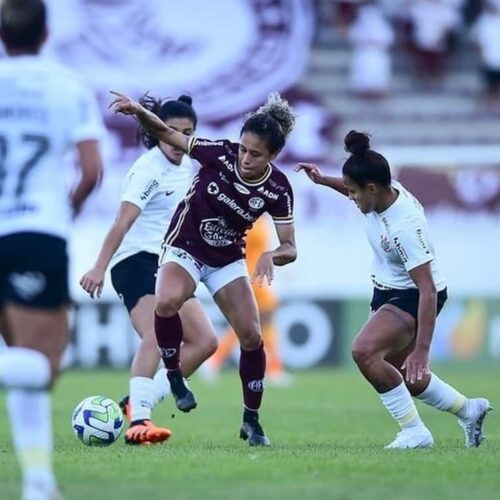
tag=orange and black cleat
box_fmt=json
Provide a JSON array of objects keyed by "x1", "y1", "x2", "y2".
[{"x1": 124, "y1": 420, "x2": 172, "y2": 445}]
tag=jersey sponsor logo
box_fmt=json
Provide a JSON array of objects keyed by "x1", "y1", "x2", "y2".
[
  {"x1": 283, "y1": 191, "x2": 292, "y2": 215},
  {"x1": 233, "y1": 182, "x2": 250, "y2": 195},
  {"x1": 217, "y1": 155, "x2": 234, "y2": 172},
  {"x1": 257, "y1": 186, "x2": 278, "y2": 200},
  {"x1": 416, "y1": 228, "x2": 430, "y2": 254},
  {"x1": 248, "y1": 197, "x2": 265, "y2": 210},
  {"x1": 217, "y1": 193, "x2": 255, "y2": 221},
  {"x1": 199, "y1": 217, "x2": 239, "y2": 247},
  {"x1": 393, "y1": 237, "x2": 409, "y2": 263},
  {"x1": 247, "y1": 379, "x2": 264, "y2": 392},
  {"x1": 207, "y1": 182, "x2": 219, "y2": 195},
  {"x1": 170, "y1": 247, "x2": 202, "y2": 270},
  {"x1": 268, "y1": 178, "x2": 286, "y2": 191},
  {"x1": 197, "y1": 140, "x2": 223, "y2": 147},
  {"x1": 218, "y1": 172, "x2": 230, "y2": 184},
  {"x1": 380, "y1": 235, "x2": 391, "y2": 253},
  {"x1": 165, "y1": 190, "x2": 175, "y2": 196},
  {"x1": 0, "y1": 203, "x2": 36, "y2": 216},
  {"x1": 140, "y1": 179, "x2": 159, "y2": 201},
  {"x1": 8, "y1": 271, "x2": 46, "y2": 300}
]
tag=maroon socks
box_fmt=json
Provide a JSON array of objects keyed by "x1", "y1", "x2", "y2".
[
  {"x1": 239, "y1": 343, "x2": 266, "y2": 411},
  {"x1": 154, "y1": 311, "x2": 183, "y2": 370}
]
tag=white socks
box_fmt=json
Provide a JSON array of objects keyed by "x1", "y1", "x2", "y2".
[
  {"x1": 380, "y1": 382, "x2": 426, "y2": 430},
  {"x1": 415, "y1": 373, "x2": 468, "y2": 418},
  {"x1": 0, "y1": 347, "x2": 51, "y2": 389},
  {"x1": 129, "y1": 376, "x2": 154, "y2": 422},
  {"x1": 7, "y1": 390, "x2": 55, "y2": 490},
  {"x1": 152, "y1": 368, "x2": 171, "y2": 406},
  {"x1": 129, "y1": 370, "x2": 172, "y2": 421},
  {"x1": 0, "y1": 348, "x2": 55, "y2": 491}
]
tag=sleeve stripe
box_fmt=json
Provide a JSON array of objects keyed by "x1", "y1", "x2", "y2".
[
  {"x1": 187, "y1": 137, "x2": 197, "y2": 155},
  {"x1": 273, "y1": 217, "x2": 294, "y2": 225}
]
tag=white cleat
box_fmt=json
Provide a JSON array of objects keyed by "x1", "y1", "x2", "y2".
[
  {"x1": 458, "y1": 397, "x2": 492, "y2": 448},
  {"x1": 384, "y1": 426, "x2": 434, "y2": 449}
]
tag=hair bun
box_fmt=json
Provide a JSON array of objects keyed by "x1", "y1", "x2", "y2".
[
  {"x1": 177, "y1": 94, "x2": 193, "y2": 106},
  {"x1": 344, "y1": 130, "x2": 370, "y2": 156}
]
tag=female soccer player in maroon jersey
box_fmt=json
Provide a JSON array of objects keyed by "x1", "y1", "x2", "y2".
[{"x1": 110, "y1": 90, "x2": 297, "y2": 446}]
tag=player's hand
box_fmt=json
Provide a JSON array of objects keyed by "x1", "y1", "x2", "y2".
[
  {"x1": 80, "y1": 268, "x2": 105, "y2": 299},
  {"x1": 401, "y1": 347, "x2": 430, "y2": 385},
  {"x1": 294, "y1": 163, "x2": 324, "y2": 184},
  {"x1": 109, "y1": 90, "x2": 142, "y2": 115},
  {"x1": 251, "y1": 251, "x2": 274, "y2": 287}
]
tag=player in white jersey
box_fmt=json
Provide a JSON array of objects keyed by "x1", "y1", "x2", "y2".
[
  {"x1": 296, "y1": 130, "x2": 491, "y2": 450},
  {"x1": 0, "y1": 1, "x2": 104, "y2": 499},
  {"x1": 80, "y1": 94, "x2": 217, "y2": 445}
]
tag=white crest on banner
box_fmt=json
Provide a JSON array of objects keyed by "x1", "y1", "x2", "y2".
[{"x1": 46, "y1": 0, "x2": 313, "y2": 120}]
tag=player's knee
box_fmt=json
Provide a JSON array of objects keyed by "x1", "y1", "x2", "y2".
[
  {"x1": 155, "y1": 295, "x2": 183, "y2": 317},
  {"x1": 351, "y1": 341, "x2": 379, "y2": 369},
  {"x1": 239, "y1": 330, "x2": 261, "y2": 351},
  {"x1": 201, "y1": 334, "x2": 218, "y2": 359}
]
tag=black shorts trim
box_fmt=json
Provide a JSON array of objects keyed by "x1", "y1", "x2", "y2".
[
  {"x1": 370, "y1": 287, "x2": 448, "y2": 321},
  {"x1": 110, "y1": 251, "x2": 158, "y2": 313},
  {"x1": 0, "y1": 232, "x2": 69, "y2": 308}
]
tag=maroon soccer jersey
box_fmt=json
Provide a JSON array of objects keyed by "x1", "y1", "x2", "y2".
[{"x1": 164, "y1": 138, "x2": 294, "y2": 267}]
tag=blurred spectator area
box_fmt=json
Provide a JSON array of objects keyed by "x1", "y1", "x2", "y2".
[{"x1": 305, "y1": 0, "x2": 500, "y2": 162}]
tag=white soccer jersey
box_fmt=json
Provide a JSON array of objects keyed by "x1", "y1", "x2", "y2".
[
  {"x1": 363, "y1": 181, "x2": 446, "y2": 291},
  {"x1": 110, "y1": 146, "x2": 194, "y2": 267},
  {"x1": 0, "y1": 55, "x2": 104, "y2": 238}
]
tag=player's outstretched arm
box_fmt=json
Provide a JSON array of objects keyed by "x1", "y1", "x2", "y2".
[
  {"x1": 109, "y1": 91, "x2": 190, "y2": 153},
  {"x1": 295, "y1": 162, "x2": 349, "y2": 196},
  {"x1": 71, "y1": 139, "x2": 103, "y2": 217},
  {"x1": 80, "y1": 202, "x2": 141, "y2": 298}
]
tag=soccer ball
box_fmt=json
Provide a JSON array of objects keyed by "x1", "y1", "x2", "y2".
[{"x1": 71, "y1": 395, "x2": 124, "y2": 446}]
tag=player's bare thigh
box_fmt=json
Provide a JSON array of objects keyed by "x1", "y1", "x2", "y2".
[
  {"x1": 352, "y1": 304, "x2": 416, "y2": 360},
  {"x1": 155, "y1": 261, "x2": 196, "y2": 316},
  {"x1": 4, "y1": 303, "x2": 69, "y2": 382},
  {"x1": 214, "y1": 277, "x2": 261, "y2": 350}
]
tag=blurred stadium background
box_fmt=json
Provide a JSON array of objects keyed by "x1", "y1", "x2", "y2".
[{"x1": 2, "y1": 0, "x2": 499, "y2": 370}]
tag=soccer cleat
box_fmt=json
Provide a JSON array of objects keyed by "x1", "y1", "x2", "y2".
[
  {"x1": 167, "y1": 369, "x2": 197, "y2": 412},
  {"x1": 119, "y1": 395, "x2": 132, "y2": 422},
  {"x1": 124, "y1": 420, "x2": 172, "y2": 445},
  {"x1": 240, "y1": 410, "x2": 271, "y2": 447},
  {"x1": 458, "y1": 397, "x2": 492, "y2": 448},
  {"x1": 384, "y1": 426, "x2": 434, "y2": 449}
]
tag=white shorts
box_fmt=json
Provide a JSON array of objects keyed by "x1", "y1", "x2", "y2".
[{"x1": 159, "y1": 245, "x2": 248, "y2": 296}]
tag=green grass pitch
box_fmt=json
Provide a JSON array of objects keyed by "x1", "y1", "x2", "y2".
[{"x1": 1, "y1": 364, "x2": 499, "y2": 499}]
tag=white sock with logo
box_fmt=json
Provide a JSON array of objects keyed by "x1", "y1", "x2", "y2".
[
  {"x1": 415, "y1": 373, "x2": 468, "y2": 418},
  {"x1": 152, "y1": 368, "x2": 171, "y2": 407},
  {"x1": 129, "y1": 376, "x2": 154, "y2": 422},
  {"x1": 380, "y1": 382, "x2": 426, "y2": 430},
  {"x1": 0, "y1": 348, "x2": 55, "y2": 490}
]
